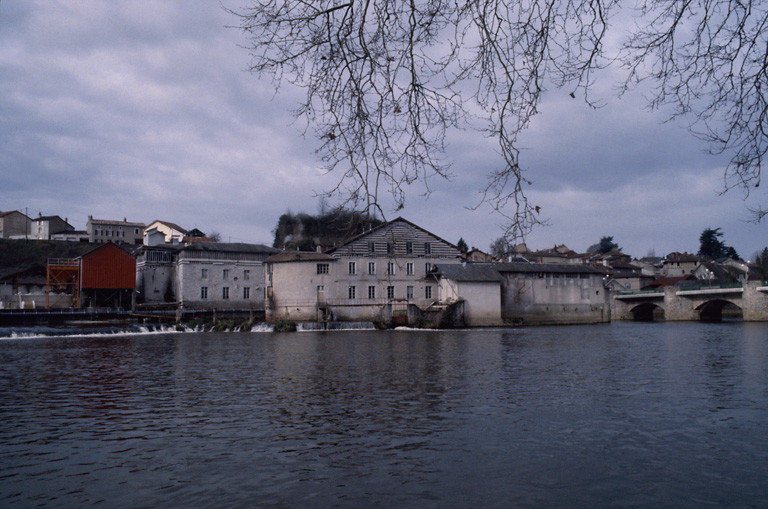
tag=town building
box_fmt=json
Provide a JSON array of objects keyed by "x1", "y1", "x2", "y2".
[
  {"x1": 495, "y1": 262, "x2": 610, "y2": 325},
  {"x1": 31, "y1": 215, "x2": 74, "y2": 240},
  {"x1": 51, "y1": 230, "x2": 89, "y2": 242},
  {"x1": 0, "y1": 267, "x2": 46, "y2": 309},
  {"x1": 143, "y1": 220, "x2": 187, "y2": 245},
  {"x1": 0, "y1": 211, "x2": 32, "y2": 239},
  {"x1": 87, "y1": 216, "x2": 145, "y2": 244},
  {"x1": 463, "y1": 247, "x2": 495, "y2": 262},
  {"x1": 662, "y1": 252, "x2": 701, "y2": 276},
  {"x1": 433, "y1": 263, "x2": 503, "y2": 326}
]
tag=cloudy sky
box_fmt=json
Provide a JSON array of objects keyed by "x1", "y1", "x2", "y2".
[{"x1": 2, "y1": 1, "x2": 765, "y2": 259}]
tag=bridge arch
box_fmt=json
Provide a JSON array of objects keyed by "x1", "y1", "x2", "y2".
[
  {"x1": 695, "y1": 299, "x2": 743, "y2": 322},
  {"x1": 630, "y1": 302, "x2": 665, "y2": 321}
]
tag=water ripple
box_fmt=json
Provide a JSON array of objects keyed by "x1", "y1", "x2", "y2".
[{"x1": 1, "y1": 323, "x2": 767, "y2": 507}]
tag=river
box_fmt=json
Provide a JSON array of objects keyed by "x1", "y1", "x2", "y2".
[{"x1": 1, "y1": 322, "x2": 767, "y2": 507}]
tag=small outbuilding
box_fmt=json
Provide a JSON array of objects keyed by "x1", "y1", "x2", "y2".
[{"x1": 80, "y1": 243, "x2": 136, "y2": 308}]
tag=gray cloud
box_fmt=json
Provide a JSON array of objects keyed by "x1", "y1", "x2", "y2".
[{"x1": 1, "y1": 1, "x2": 764, "y2": 259}]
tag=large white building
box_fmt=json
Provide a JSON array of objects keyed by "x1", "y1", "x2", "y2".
[
  {"x1": 136, "y1": 242, "x2": 279, "y2": 309},
  {"x1": 264, "y1": 217, "x2": 464, "y2": 324}
]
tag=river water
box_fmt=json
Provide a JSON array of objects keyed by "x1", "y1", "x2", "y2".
[{"x1": 1, "y1": 322, "x2": 767, "y2": 507}]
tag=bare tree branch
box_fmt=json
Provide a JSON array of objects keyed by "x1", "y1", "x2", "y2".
[{"x1": 230, "y1": 0, "x2": 768, "y2": 236}]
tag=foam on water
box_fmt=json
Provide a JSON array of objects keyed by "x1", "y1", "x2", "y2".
[
  {"x1": 297, "y1": 321, "x2": 376, "y2": 331},
  {"x1": 0, "y1": 324, "x2": 182, "y2": 340}
]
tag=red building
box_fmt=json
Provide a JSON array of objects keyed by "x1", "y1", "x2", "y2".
[{"x1": 80, "y1": 243, "x2": 136, "y2": 308}]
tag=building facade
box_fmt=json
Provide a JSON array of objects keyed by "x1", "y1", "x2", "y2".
[
  {"x1": 662, "y1": 252, "x2": 701, "y2": 276},
  {"x1": 497, "y1": 263, "x2": 610, "y2": 325},
  {"x1": 265, "y1": 218, "x2": 463, "y2": 323},
  {"x1": 31, "y1": 216, "x2": 74, "y2": 240},
  {"x1": 0, "y1": 211, "x2": 31, "y2": 239},
  {"x1": 87, "y1": 216, "x2": 145, "y2": 244},
  {"x1": 143, "y1": 220, "x2": 187, "y2": 245},
  {"x1": 135, "y1": 242, "x2": 279, "y2": 309},
  {"x1": 434, "y1": 263, "x2": 503, "y2": 326}
]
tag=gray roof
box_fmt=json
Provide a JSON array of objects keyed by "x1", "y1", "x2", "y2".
[
  {"x1": 265, "y1": 251, "x2": 335, "y2": 263},
  {"x1": 434, "y1": 263, "x2": 503, "y2": 282},
  {"x1": 495, "y1": 262, "x2": 604, "y2": 274},
  {"x1": 181, "y1": 242, "x2": 279, "y2": 255}
]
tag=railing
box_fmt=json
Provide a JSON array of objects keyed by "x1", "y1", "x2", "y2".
[
  {"x1": 617, "y1": 282, "x2": 743, "y2": 296},
  {"x1": 676, "y1": 282, "x2": 743, "y2": 292},
  {"x1": 616, "y1": 289, "x2": 664, "y2": 295},
  {"x1": 47, "y1": 258, "x2": 80, "y2": 266}
]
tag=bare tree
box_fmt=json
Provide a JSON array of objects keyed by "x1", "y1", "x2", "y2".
[{"x1": 230, "y1": 1, "x2": 768, "y2": 236}]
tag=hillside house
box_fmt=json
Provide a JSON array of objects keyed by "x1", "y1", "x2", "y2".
[
  {"x1": 662, "y1": 252, "x2": 700, "y2": 276},
  {"x1": 144, "y1": 220, "x2": 187, "y2": 245},
  {"x1": 31, "y1": 216, "x2": 74, "y2": 240},
  {"x1": 87, "y1": 216, "x2": 145, "y2": 244},
  {"x1": 0, "y1": 211, "x2": 31, "y2": 239}
]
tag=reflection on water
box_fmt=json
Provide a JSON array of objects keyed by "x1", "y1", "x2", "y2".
[{"x1": 1, "y1": 323, "x2": 767, "y2": 507}]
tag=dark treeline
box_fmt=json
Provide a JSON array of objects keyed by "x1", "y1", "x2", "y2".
[{"x1": 272, "y1": 208, "x2": 383, "y2": 251}]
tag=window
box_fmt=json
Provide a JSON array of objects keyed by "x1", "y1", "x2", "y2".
[
  {"x1": 425, "y1": 286, "x2": 433, "y2": 299},
  {"x1": 368, "y1": 262, "x2": 376, "y2": 275},
  {"x1": 243, "y1": 287, "x2": 250, "y2": 299},
  {"x1": 387, "y1": 262, "x2": 395, "y2": 275},
  {"x1": 387, "y1": 242, "x2": 393, "y2": 255},
  {"x1": 244, "y1": 270, "x2": 250, "y2": 280},
  {"x1": 201, "y1": 268, "x2": 208, "y2": 279},
  {"x1": 349, "y1": 261, "x2": 356, "y2": 275},
  {"x1": 348, "y1": 286, "x2": 356, "y2": 299},
  {"x1": 406, "y1": 286, "x2": 414, "y2": 299},
  {"x1": 387, "y1": 286, "x2": 395, "y2": 299},
  {"x1": 406, "y1": 263, "x2": 414, "y2": 275},
  {"x1": 200, "y1": 286, "x2": 208, "y2": 299},
  {"x1": 317, "y1": 263, "x2": 329, "y2": 274},
  {"x1": 317, "y1": 285, "x2": 324, "y2": 294},
  {"x1": 368, "y1": 285, "x2": 376, "y2": 299},
  {"x1": 368, "y1": 241, "x2": 375, "y2": 254},
  {"x1": 406, "y1": 241, "x2": 413, "y2": 254},
  {"x1": 424, "y1": 242, "x2": 432, "y2": 255},
  {"x1": 425, "y1": 262, "x2": 433, "y2": 273},
  {"x1": 223, "y1": 269, "x2": 229, "y2": 280},
  {"x1": 222, "y1": 287, "x2": 229, "y2": 299},
  {"x1": 135, "y1": 228, "x2": 139, "y2": 234}
]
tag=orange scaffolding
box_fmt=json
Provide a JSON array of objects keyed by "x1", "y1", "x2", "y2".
[{"x1": 46, "y1": 258, "x2": 81, "y2": 309}]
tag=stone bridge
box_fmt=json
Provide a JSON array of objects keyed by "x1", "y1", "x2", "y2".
[{"x1": 611, "y1": 281, "x2": 768, "y2": 321}]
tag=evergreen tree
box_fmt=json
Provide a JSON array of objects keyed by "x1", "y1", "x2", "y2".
[
  {"x1": 698, "y1": 227, "x2": 727, "y2": 259},
  {"x1": 457, "y1": 238, "x2": 469, "y2": 253},
  {"x1": 587, "y1": 236, "x2": 620, "y2": 254}
]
